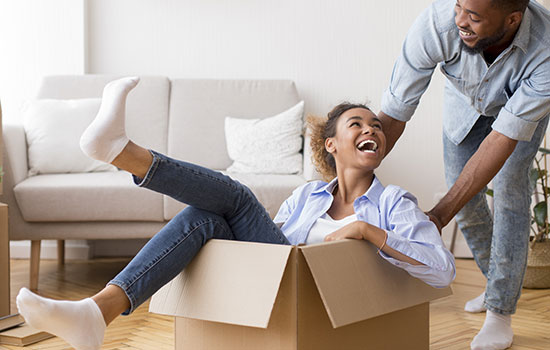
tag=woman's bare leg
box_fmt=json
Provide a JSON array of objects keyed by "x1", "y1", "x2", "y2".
[
  {"x1": 92, "y1": 285, "x2": 131, "y2": 326},
  {"x1": 111, "y1": 141, "x2": 153, "y2": 179}
]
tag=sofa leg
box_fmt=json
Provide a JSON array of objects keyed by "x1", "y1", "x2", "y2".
[
  {"x1": 30, "y1": 240, "x2": 41, "y2": 291},
  {"x1": 57, "y1": 240, "x2": 65, "y2": 266}
]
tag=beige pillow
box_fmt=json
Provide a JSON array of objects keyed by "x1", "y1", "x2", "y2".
[
  {"x1": 22, "y1": 98, "x2": 116, "y2": 175},
  {"x1": 225, "y1": 101, "x2": 304, "y2": 174}
]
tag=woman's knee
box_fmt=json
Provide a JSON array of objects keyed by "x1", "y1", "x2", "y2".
[{"x1": 171, "y1": 206, "x2": 234, "y2": 242}]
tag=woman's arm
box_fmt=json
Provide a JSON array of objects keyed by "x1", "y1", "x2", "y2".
[
  {"x1": 324, "y1": 221, "x2": 423, "y2": 266},
  {"x1": 324, "y1": 187, "x2": 456, "y2": 288}
]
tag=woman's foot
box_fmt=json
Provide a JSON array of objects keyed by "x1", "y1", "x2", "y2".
[
  {"x1": 464, "y1": 291, "x2": 487, "y2": 313},
  {"x1": 80, "y1": 76, "x2": 139, "y2": 163},
  {"x1": 16, "y1": 288, "x2": 106, "y2": 350},
  {"x1": 470, "y1": 310, "x2": 513, "y2": 350}
]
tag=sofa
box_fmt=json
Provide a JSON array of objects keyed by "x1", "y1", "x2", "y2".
[{"x1": 1, "y1": 75, "x2": 318, "y2": 290}]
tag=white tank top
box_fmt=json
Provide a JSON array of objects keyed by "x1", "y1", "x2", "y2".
[{"x1": 305, "y1": 213, "x2": 358, "y2": 245}]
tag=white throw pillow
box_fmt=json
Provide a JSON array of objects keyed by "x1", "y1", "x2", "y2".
[
  {"x1": 225, "y1": 101, "x2": 304, "y2": 174},
  {"x1": 22, "y1": 98, "x2": 116, "y2": 175}
]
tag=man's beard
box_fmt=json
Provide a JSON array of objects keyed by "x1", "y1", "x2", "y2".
[{"x1": 460, "y1": 26, "x2": 508, "y2": 54}]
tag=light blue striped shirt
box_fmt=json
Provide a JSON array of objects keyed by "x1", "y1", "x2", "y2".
[
  {"x1": 381, "y1": 0, "x2": 550, "y2": 144},
  {"x1": 274, "y1": 176, "x2": 456, "y2": 288}
]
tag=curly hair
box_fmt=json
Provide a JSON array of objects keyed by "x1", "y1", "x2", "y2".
[{"x1": 307, "y1": 102, "x2": 372, "y2": 182}]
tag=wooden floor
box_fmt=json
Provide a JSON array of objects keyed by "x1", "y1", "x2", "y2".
[{"x1": 2, "y1": 258, "x2": 549, "y2": 350}]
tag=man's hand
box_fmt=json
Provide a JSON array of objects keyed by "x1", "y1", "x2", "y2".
[
  {"x1": 429, "y1": 130, "x2": 517, "y2": 228},
  {"x1": 425, "y1": 210, "x2": 443, "y2": 234}
]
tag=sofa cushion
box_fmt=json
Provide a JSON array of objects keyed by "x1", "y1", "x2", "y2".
[
  {"x1": 163, "y1": 172, "x2": 307, "y2": 221},
  {"x1": 14, "y1": 171, "x2": 164, "y2": 222},
  {"x1": 167, "y1": 79, "x2": 301, "y2": 170},
  {"x1": 225, "y1": 101, "x2": 304, "y2": 174},
  {"x1": 22, "y1": 98, "x2": 117, "y2": 175},
  {"x1": 36, "y1": 75, "x2": 171, "y2": 154}
]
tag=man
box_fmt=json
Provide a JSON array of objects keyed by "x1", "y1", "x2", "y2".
[{"x1": 378, "y1": 0, "x2": 550, "y2": 349}]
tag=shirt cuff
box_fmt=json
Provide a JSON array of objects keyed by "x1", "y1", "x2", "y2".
[
  {"x1": 382, "y1": 230, "x2": 432, "y2": 267},
  {"x1": 492, "y1": 108, "x2": 539, "y2": 142},
  {"x1": 380, "y1": 89, "x2": 417, "y2": 122}
]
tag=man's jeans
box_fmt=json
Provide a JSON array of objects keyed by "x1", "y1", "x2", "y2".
[
  {"x1": 443, "y1": 115, "x2": 549, "y2": 315},
  {"x1": 109, "y1": 151, "x2": 290, "y2": 314}
]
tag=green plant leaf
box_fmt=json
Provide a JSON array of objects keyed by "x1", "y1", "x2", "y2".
[
  {"x1": 533, "y1": 201, "x2": 547, "y2": 228},
  {"x1": 529, "y1": 168, "x2": 540, "y2": 188},
  {"x1": 486, "y1": 189, "x2": 494, "y2": 197},
  {"x1": 538, "y1": 147, "x2": 550, "y2": 154}
]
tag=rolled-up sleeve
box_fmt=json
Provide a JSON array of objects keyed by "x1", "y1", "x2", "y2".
[
  {"x1": 379, "y1": 191, "x2": 456, "y2": 288},
  {"x1": 492, "y1": 66, "x2": 550, "y2": 141},
  {"x1": 381, "y1": 4, "x2": 446, "y2": 121}
]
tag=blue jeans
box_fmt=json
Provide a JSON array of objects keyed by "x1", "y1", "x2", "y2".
[
  {"x1": 443, "y1": 115, "x2": 549, "y2": 315},
  {"x1": 109, "y1": 151, "x2": 290, "y2": 314}
]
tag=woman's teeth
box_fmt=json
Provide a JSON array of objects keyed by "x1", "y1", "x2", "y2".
[{"x1": 357, "y1": 140, "x2": 378, "y2": 153}]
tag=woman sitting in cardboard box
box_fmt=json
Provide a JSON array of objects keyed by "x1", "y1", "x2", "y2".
[{"x1": 16, "y1": 77, "x2": 455, "y2": 350}]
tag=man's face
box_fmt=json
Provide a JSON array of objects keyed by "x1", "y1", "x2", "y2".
[{"x1": 454, "y1": 0, "x2": 512, "y2": 54}]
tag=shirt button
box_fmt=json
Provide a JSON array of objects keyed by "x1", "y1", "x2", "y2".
[
  {"x1": 484, "y1": 79, "x2": 489, "y2": 83},
  {"x1": 478, "y1": 98, "x2": 483, "y2": 102}
]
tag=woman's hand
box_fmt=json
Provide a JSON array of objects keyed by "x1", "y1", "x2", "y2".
[
  {"x1": 324, "y1": 221, "x2": 365, "y2": 242},
  {"x1": 324, "y1": 220, "x2": 424, "y2": 265}
]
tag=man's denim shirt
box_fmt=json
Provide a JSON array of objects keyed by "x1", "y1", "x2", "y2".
[
  {"x1": 274, "y1": 176, "x2": 456, "y2": 288},
  {"x1": 381, "y1": 0, "x2": 550, "y2": 144}
]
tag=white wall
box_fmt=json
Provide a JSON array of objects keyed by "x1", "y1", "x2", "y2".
[
  {"x1": 0, "y1": 0, "x2": 86, "y2": 122},
  {"x1": 5, "y1": 0, "x2": 550, "y2": 258},
  {"x1": 86, "y1": 0, "x2": 458, "y2": 248},
  {"x1": 86, "y1": 0, "x2": 447, "y2": 204},
  {"x1": 1, "y1": 0, "x2": 88, "y2": 259}
]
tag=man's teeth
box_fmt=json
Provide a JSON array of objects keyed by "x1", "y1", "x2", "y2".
[
  {"x1": 460, "y1": 30, "x2": 473, "y2": 36},
  {"x1": 357, "y1": 140, "x2": 378, "y2": 153}
]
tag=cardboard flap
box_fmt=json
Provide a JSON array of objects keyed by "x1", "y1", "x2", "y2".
[
  {"x1": 149, "y1": 239, "x2": 292, "y2": 328},
  {"x1": 300, "y1": 240, "x2": 452, "y2": 328}
]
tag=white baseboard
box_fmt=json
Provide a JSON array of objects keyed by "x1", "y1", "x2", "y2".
[
  {"x1": 9, "y1": 240, "x2": 91, "y2": 260},
  {"x1": 9, "y1": 239, "x2": 148, "y2": 260}
]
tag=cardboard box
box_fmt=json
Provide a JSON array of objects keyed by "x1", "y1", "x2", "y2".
[
  {"x1": 150, "y1": 239, "x2": 452, "y2": 350},
  {"x1": 0, "y1": 203, "x2": 9, "y2": 317}
]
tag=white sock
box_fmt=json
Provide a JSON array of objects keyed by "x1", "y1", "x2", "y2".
[
  {"x1": 16, "y1": 287, "x2": 106, "y2": 350},
  {"x1": 465, "y1": 291, "x2": 487, "y2": 313},
  {"x1": 80, "y1": 76, "x2": 139, "y2": 163},
  {"x1": 471, "y1": 310, "x2": 513, "y2": 350}
]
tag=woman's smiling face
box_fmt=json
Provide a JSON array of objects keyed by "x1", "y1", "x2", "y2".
[{"x1": 325, "y1": 107, "x2": 386, "y2": 173}]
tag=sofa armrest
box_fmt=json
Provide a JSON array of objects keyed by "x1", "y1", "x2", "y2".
[
  {"x1": 302, "y1": 129, "x2": 322, "y2": 182},
  {"x1": 3, "y1": 123, "x2": 29, "y2": 186}
]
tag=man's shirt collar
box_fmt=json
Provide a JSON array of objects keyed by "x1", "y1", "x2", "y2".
[{"x1": 512, "y1": 8, "x2": 531, "y2": 54}]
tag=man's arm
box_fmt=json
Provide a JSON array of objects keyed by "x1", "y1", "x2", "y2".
[
  {"x1": 427, "y1": 130, "x2": 518, "y2": 231},
  {"x1": 378, "y1": 111, "x2": 406, "y2": 157}
]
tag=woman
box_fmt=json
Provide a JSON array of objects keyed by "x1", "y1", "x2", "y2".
[{"x1": 16, "y1": 77, "x2": 455, "y2": 350}]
